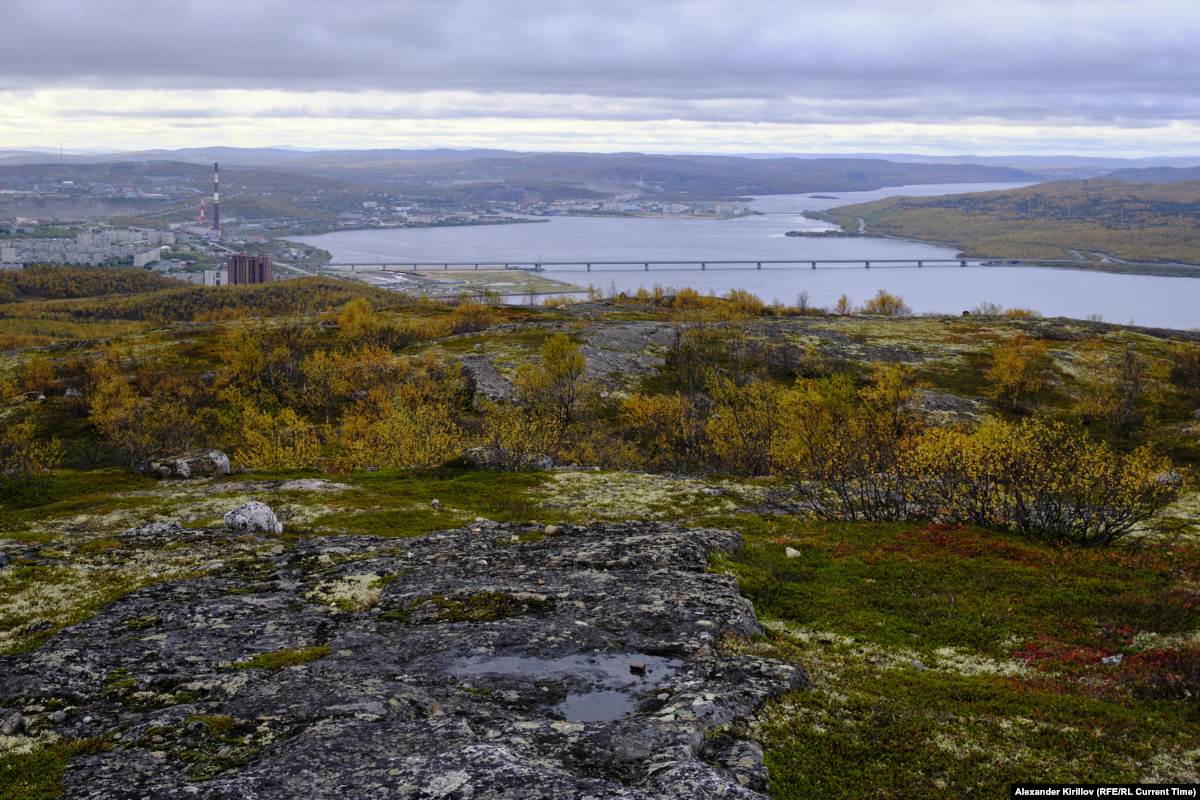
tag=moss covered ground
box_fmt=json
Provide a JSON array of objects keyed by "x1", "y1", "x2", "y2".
[{"x1": 3, "y1": 463, "x2": 1197, "y2": 795}]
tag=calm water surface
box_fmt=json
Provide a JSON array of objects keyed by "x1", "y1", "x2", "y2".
[{"x1": 295, "y1": 183, "x2": 1200, "y2": 330}]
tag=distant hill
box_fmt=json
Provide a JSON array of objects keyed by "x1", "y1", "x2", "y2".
[
  {"x1": 283, "y1": 152, "x2": 1034, "y2": 199},
  {"x1": 817, "y1": 179, "x2": 1200, "y2": 269},
  {"x1": 0, "y1": 160, "x2": 376, "y2": 223},
  {"x1": 1105, "y1": 166, "x2": 1200, "y2": 184},
  {"x1": 0, "y1": 147, "x2": 1033, "y2": 201}
]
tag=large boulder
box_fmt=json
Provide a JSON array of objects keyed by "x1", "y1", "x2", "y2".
[
  {"x1": 223, "y1": 501, "x2": 283, "y2": 534},
  {"x1": 464, "y1": 445, "x2": 554, "y2": 471},
  {"x1": 142, "y1": 450, "x2": 230, "y2": 479}
]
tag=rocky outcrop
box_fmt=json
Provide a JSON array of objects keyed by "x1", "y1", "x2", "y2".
[
  {"x1": 461, "y1": 354, "x2": 516, "y2": 403},
  {"x1": 579, "y1": 323, "x2": 676, "y2": 389},
  {"x1": 0, "y1": 521, "x2": 806, "y2": 799},
  {"x1": 141, "y1": 450, "x2": 231, "y2": 479}
]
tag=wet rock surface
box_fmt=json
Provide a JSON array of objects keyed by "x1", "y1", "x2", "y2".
[{"x1": 0, "y1": 521, "x2": 806, "y2": 799}]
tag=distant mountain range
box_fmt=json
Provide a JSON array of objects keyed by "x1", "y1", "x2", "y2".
[
  {"x1": 0, "y1": 148, "x2": 1040, "y2": 208},
  {"x1": 4, "y1": 146, "x2": 1197, "y2": 179},
  {"x1": 3, "y1": 147, "x2": 1199, "y2": 225}
]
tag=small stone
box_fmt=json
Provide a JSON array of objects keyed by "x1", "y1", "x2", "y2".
[
  {"x1": 82, "y1": 715, "x2": 93, "y2": 724},
  {"x1": 629, "y1": 662, "x2": 647, "y2": 676},
  {"x1": 1101, "y1": 654, "x2": 1124, "y2": 666},
  {"x1": 544, "y1": 525, "x2": 561, "y2": 536},
  {"x1": 1, "y1": 713, "x2": 25, "y2": 735},
  {"x1": 911, "y1": 659, "x2": 926, "y2": 671},
  {"x1": 431, "y1": 499, "x2": 441, "y2": 510},
  {"x1": 510, "y1": 535, "x2": 520, "y2": 543},
  {"x1": 150, "y1": 750, "x2": 167, "y2": 760},
  {"x1": 50, "y1": 710, "x2": 66, "y2": 724},
  {"x1": 784, "y1": 547, "x2": 801, "y2": 559}
]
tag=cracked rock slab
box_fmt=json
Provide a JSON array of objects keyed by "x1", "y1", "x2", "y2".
[{"x1": 0, "y1": 521, "x2": 806, "y2": 799}]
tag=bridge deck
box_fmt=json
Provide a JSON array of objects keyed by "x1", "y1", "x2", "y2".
[{"x1": 321, "y1": 257, "x2": 1075, "y2": 272}]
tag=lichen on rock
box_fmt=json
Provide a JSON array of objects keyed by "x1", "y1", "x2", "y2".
[{"x1": 0, "y1": 521, "x2": 805, "y2": 798}]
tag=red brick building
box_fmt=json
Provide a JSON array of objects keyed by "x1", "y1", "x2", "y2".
[{"x1": 227, "y1": 253, "x2": 273, "y2": 285}]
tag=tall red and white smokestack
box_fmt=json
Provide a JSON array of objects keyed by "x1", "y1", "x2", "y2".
[{"x1": 211, "y1": 162, "x2": 221, "y2": 234}]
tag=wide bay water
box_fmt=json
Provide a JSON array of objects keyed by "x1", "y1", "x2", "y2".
[{"x1": 295, "y1": 182, "x2": 1200, "y2": 330}]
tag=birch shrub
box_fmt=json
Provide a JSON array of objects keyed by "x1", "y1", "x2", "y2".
[{"x1": 773, "y1": 370, "x2": 1181, "y2": 544}]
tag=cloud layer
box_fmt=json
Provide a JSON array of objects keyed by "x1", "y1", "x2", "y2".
[{"x1": 3, "y1": 0, "x2": 1200, "y2": 153}]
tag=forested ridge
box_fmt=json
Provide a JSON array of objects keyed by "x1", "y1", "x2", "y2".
[{"x1": 820, "y1": 179, "x2": 1200, "y2": 265}]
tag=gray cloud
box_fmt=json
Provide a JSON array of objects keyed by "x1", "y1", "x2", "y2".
[{"x1": 3, "y1": 0, "x2": 1199, "y2": 128}]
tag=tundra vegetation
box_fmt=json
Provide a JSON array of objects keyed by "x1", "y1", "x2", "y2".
[{"x1": 2, "y1": 268, "x2": 1199, "y2": 798}]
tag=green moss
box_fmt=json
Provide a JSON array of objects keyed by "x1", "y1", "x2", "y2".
[
  {"x1": 708, "y1": 515, "x2": 1191, "y2": 658},
  {"x1": 78, "y1": 537, "x2": 123, "y2": 555},
  {"x1": 0, "y1": 469, "x2": 160, "y2": 538},
  {"x1": 459, "y1": 684, "x2": 503, "y2": 701},
  {"x1": 123, "y1": 614, "x2": 160, "y2": 631},
  {"x1": 313, "y1": 467, "x2": 564, "y2": 536},
  {"x1": 229, "y1": 643, "x2": 330, "y2": 671},
  {"x1": 184, "y1": 713, "x2": 238, "y2": 737},
  {"x1": 383, "y1": 591, "x2": 554, "y2": 624},
  {"x1": 426, "y1": 591, "x2": 554, "y2": 622},
  {"x1": 174, "y1": 714, "x2": 261, "y2": 781},
  {"x1": 702, "y1": 512, "x2": 1200, "y2": 795},
  {"x1": 0, "y1": 738, "x2": 109, "y2": 800}
]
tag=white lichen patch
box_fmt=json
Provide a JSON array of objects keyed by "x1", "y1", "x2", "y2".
[
  {"x1": 0, "y1": 729, "x2": 60, "y2": 757},
  {"x1": 762, "y1": 620, "x2": 1029, "y2": 679},
  {"x1": 1129, "y1": 628, "x2": 1200, "y2": 652},
  {"x1": 0, "y1": 537, "x2": 262, "y2": 655},
  {"x1": 537, "y1": 471, "x2": 764, "y2": 520},
  {"x1": 307, "y1": 574, "x2": 387, "y2": 611},
  {"x1": 930, "y1": 646, "x2": 1028, "y2": 677},
  {"x1": 1143, "y1": 747, "x2": 1200, "y2": 783}
]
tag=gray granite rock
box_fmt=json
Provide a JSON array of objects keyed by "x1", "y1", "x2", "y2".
[
  {"x1": 222, "y1": 501, "x2": 282, "y2": 534},
  {"x1": 0, "y1": 521, "x2": 806, "y2": 798}
]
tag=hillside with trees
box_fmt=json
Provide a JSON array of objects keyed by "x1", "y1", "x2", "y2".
[{"x1": 818, "y1": 179, "x2": 1200, "y2": 268}]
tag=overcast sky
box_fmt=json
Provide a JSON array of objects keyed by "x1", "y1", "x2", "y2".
[{"x1": 3, "y1": 0, "x2": 1199, "y2": 155}]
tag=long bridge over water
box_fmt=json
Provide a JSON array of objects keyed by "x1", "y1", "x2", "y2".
[{"x1": 322, "y1": 257, "x2": 1080, "y2": 273}]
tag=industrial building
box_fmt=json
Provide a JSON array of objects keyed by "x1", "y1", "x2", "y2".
[{"x1": 227, "y1": 253, "x2": 272, "y2": 285}]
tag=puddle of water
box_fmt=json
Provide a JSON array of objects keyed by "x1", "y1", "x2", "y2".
[
  {"x1": 558, "y1": 690, "x2": 636, "y2": 722},
  {"x1": 450, "y1": 652, "x2": 681, "y2": 722}
]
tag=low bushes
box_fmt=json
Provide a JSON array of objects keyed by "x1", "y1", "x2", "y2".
[
  {"x1": 774, "y1": 370, "x2": 1181, "y2": 545},
  {"x1": 905, "y1": 418, "x2": 1178, "y2": 546}
]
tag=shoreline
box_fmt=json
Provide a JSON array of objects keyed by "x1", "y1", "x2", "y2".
[{"x1": 804, "y1": 211, "x2": 1200, "y2": 280}]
